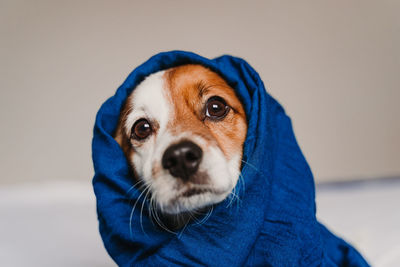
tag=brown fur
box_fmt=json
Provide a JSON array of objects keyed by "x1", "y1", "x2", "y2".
[
  {"x1": 115, "y1": 97, "x2": 134, "y2": 161},
  {"x1": 114, "y1": 64, "x2": 247, "y2": 179},
  {"x1": 164, "y1": 64, "x2": 247, "y2": 159},
  {"x1": 113, "y1": 64, "x2": 247, "y2": 229}
]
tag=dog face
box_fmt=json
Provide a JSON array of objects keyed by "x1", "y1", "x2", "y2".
[{"x1": 115, "y1": 65, "x2": 247, "y2": 218}]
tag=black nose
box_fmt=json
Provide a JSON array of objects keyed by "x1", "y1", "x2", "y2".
[{"x1": 162, "y1": 141, "x2": 203, "y2": 179}]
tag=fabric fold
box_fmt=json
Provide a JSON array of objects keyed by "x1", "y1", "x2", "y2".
[{"x1": 92, "y1": 51, "x2": 369, "y2": 266}]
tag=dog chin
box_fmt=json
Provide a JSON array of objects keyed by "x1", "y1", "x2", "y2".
[
  {"x1": 153, "y1": 189, "x2": 233, "y2": 231},
  {"x1": 161, "y1": 189, "x2": 232, "y2": 215}
]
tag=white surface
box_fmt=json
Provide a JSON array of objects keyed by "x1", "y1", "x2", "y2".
[
  {"x1": 0, "y1": 180, "x2": 399, "y2": 266},
  {"x1": 316, "y1": 180, "x2": 400, "y2": 267},
  {"x1": 0, "y1": 181, "x2": 115, "y2": 267}
]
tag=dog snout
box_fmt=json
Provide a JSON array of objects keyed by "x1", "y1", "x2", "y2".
[{"x1": 162, "y1": 141, "x2": 203, "y2": 180}]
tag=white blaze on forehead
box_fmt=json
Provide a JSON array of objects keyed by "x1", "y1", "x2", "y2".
[{"x1": 124, "y1": 70, "x2": 171, "y2": 133}]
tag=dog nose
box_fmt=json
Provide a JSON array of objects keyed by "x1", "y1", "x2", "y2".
[{"x1": 162, "y1": 141, "x2": 203, "y2": 179}]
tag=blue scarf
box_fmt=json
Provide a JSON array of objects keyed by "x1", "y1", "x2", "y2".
[{"x1": 92, "y1": 51, "x2": 369, "y2": 266}]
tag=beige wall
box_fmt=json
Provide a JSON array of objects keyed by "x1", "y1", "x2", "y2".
[{"x1": 1, "y1": 0, "x2": 399, "y2": 184}]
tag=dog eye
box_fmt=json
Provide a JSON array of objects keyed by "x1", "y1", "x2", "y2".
[
  {"x1": 131, "y1": 118, "x2": 152, "y2": 140},
  {"x1": 205, "y1": 96, "x2": 230, "y2": 120}
]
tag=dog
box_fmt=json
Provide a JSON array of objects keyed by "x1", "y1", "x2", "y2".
[{"x1": 114, "y1": 64, "x2": 247, "y2": 230}]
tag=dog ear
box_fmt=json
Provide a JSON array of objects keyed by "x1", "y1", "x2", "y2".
[
  {"x1": 114, "y1": 96, "x2": 134, "y2": 155},
  {"x1": 114, "y1": 128, "x2": 124, "y2": 147},
  {"x1": 114, "y1": 113, "x2": 127, "y2": 148}
]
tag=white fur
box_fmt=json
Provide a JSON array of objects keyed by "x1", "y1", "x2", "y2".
[{"x1": 124, "y1": 70, "x2": 241, "y2": 214}]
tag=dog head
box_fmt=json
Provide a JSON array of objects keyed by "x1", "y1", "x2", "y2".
[{"x1": 114, "y1": 64, "x2": 247, "y2": 227}]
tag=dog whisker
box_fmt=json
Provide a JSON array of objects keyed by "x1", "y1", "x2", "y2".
[
  {"x1": 129, "y1": 183, "x2": 151, "y2": 239},
  {"x1": 139, "y1": 188, "x2": 152, "y2": 236},
  {"x1": 241, "y1": 159, "x2": 260, "y2": 174},
  {"x1": 227, "y1": 190, "x2": 241, "y2": 208},
  {"x1": 149, "y1": 196, "x2": 178, "y2": 235},
  {"x1": 125, "y1": 179, "x2": 145, "y2": 198},
  {"x1": 126, "y1": 182, "x2": 149, "y2": 210},
  {"x1": 177, "y1": 216, "x2": 190, "y2": 238},
  {"x1": 227, "y1": 173, "x2": 243, "y2": 209},
  {"x1": 226, "y1": 186, "x2": 237, "y2": 208},
  {"x1": 194, "y1": 205, "x2": 214, "y2": 225},
  {"x1": 238, "y1": 173, "x2": 246, "y2": 196}
]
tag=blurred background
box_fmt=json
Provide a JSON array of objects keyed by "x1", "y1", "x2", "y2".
[{"x1": 0, "y1": 0, "x2": 399, "y2": 266}]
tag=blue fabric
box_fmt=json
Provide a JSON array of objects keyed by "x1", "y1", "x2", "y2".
[{"x1": 92, "y1": 51, "x2": 369, "y2": 266}]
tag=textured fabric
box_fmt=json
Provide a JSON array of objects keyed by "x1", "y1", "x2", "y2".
[{"x1": 92, "y1": 51, "x2": 369, "y2": 267}]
